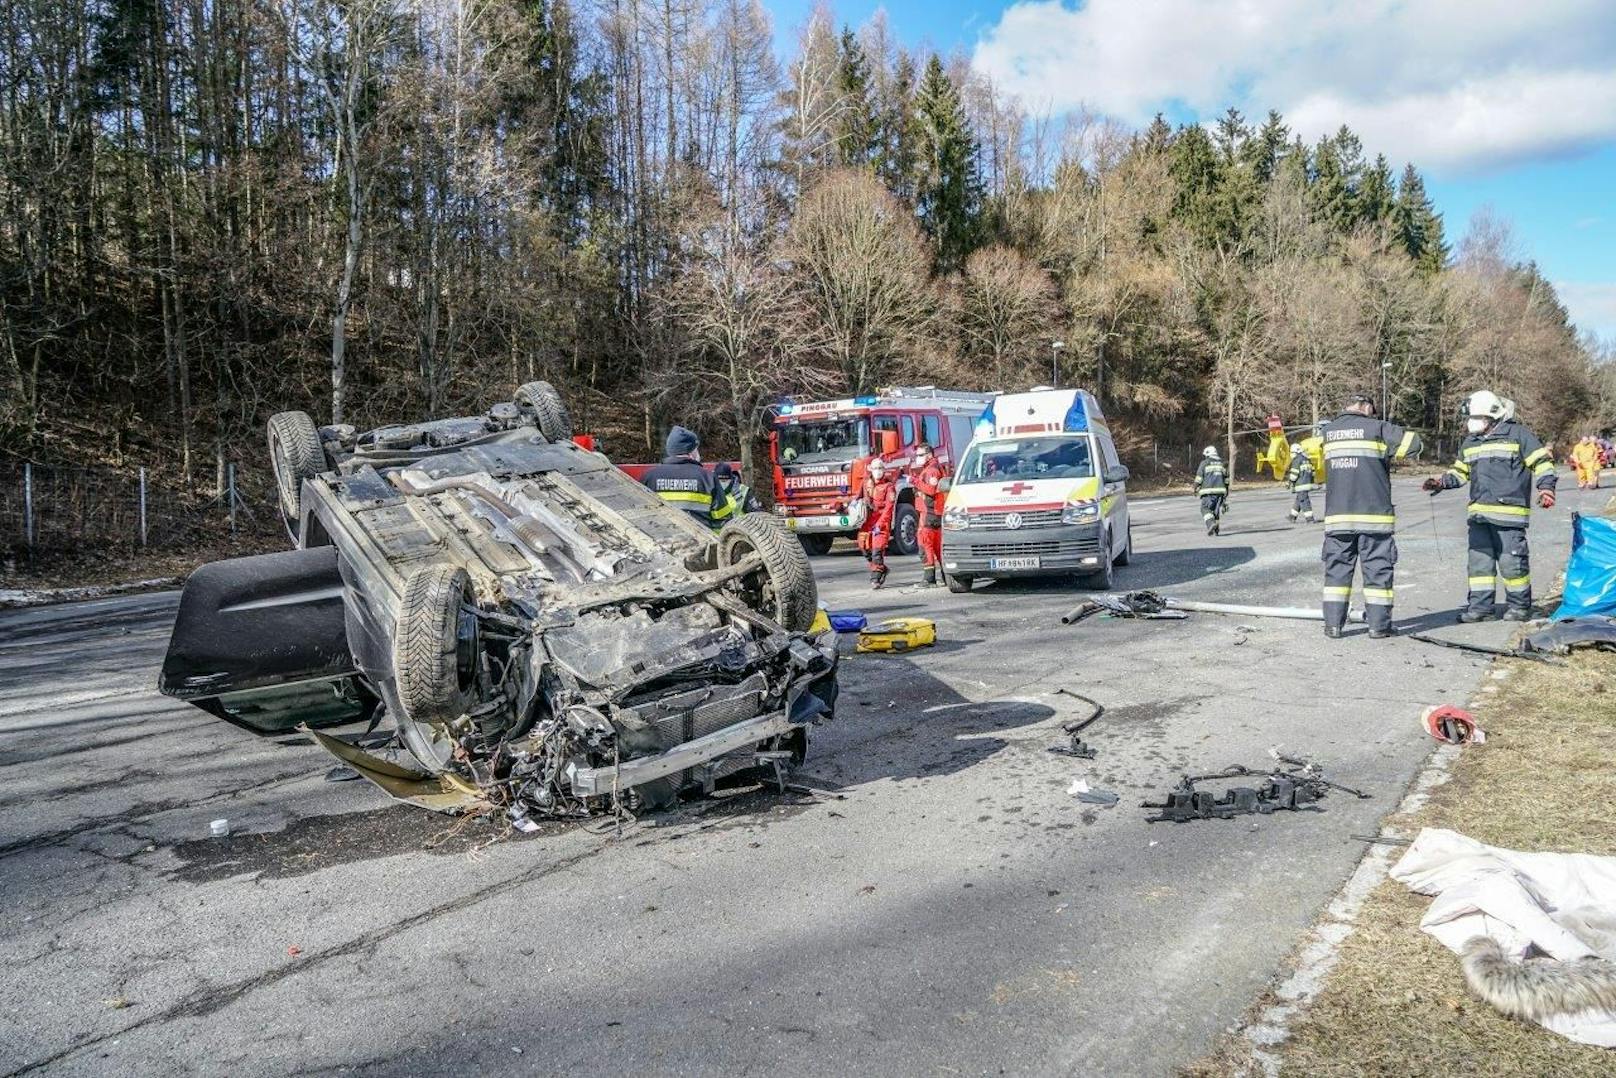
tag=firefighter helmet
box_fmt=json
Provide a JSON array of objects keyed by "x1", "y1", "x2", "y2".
[
  {"x1": 1462, "y1": 390, "x2": 1508, "y2": 421},
  {"x1": 868, "y1": 457, "x2": 887, "y2": 475},
  {"x1": 1203, "y1": 446, "x2": 1219, "y2": 459},
  {"x1": 1290, "y1": 442, "x2": 1304, "y2": 453}
]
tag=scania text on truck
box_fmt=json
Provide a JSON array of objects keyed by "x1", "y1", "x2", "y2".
[{"x1": 769, "y1": 387, "x2": 994, "y2": 555}]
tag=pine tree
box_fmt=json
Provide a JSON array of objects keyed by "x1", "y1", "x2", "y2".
[
  {"x1": 1393, "y1": 163, "x2": 1448, "y2": 275},
  {"x1": 835, "y1": 27, "x2": 878, "y2": 167},
  {"x1": 1141, "y1": 113, "x2": 1173, "y2": 155},
  {"x1": 1307, "y1": 134, "x2": 1350, "y2": 233},
  {"x1": 875, "y1": 50, "x2": 918, "y2": 202},
  {"x1": 1356, "y1": 153, "x2": 1395, "y2": 228},
  {"x1": 912, "y1": 54, "x2": 981, "y2": 272},
  {"x1": 1213, "y1": 107, "x2": 1248, "y2": 163},
  {"x1": 1168, "y1": 122, "x2": 1221, "y2": 243},
  {"x1": 1241, "y1": 109, "x2": 1289, "y2": 183}
]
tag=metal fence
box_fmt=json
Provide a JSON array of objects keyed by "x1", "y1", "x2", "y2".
[{"x1": 1, "y1": 459, "x2": 271, "y2": 564}]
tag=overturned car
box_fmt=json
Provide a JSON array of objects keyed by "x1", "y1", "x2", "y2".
[{"x1": 159, "y1": 383, "x2": 838, "y2": 819}]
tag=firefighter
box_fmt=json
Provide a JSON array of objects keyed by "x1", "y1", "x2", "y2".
[
  {"x1": 909, "y1": 442, "x2": 947, "y2": 586},
  {"x1": 1570, "y1": 436, "x2": 1601, "y2": 489},
  {"x1": 714, "y1": 461, "x2": 762, "y2": 517},
  {"x1": 1284, "y1": 443, "x2": 1317, "y2": 523},
  {"x1": 1194, "y1": 447, "x2": 1230, "y2": 535},
  {"x1": 1321, "y1": 393, "x2": 1423, "y2": 639},
  {"x1": 1422, "y1": 390, "x2": 1556, "y2": 622},
  {"x1": 856, "y1": 457, "x2": 898, "y2": 588},
  {"x1": 640, "y1": 426, "x2": 733, "y2": 530}
]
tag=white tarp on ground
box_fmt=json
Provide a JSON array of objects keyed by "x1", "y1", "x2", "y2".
[{"x1": 1391, "y1": 827, "x2": 1616, "y2": 1047}]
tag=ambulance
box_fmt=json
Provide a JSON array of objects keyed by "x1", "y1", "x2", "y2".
[{"x1": 939, "y1": 388, "x2": 1132, "y2": 592}]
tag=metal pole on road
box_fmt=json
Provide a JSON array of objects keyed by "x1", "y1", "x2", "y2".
[
  {"x1": 23, "y1": 462, "x2": 33, "y2": 552},
  {"x1": 139, "y1": 467, "x2": 148, "y2": 547},
  {"x1": 1050, "y1": 340, "x2": 1065, "y2": 388}
]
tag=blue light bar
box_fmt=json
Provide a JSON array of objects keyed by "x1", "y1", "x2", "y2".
[
  {"x1": 1063, "y1": 395, "x2": 1089, "y2": 432},
  {"x1": 854, "y1": 394, "x2": 880, "y2": 406},
  {"x1": 777, "y1": 403, "x2": 795, "y2": 416},
  {"x1": 975, "y1": 402, "x2": 996, "y2": 438}
]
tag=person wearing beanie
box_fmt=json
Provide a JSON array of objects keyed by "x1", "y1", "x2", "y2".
[
  {"x1": 714, "y1": 460, "x2": 762, "y2": 518},
  {"x1": 640, "y1": 425, "x2": 733, "y2": 529}
]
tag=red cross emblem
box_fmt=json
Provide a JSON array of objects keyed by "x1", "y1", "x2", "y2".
[{"x1": 1001, "y1": 481, "x2": 1034, "y2": 495}]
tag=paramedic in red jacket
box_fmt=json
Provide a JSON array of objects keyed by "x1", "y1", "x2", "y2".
[
  {"x1": 857, "y1": 456, "x2": 898, "y2": 589},
  {"x1": 910, "y1": 442, "x2": 948, "y2": 586}
]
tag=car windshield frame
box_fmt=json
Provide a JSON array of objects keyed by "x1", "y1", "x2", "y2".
[
  {"x1": 957, "y1": 435, "x2": 1096, "y2": 484},
  {"x1": 776, "y1": 417, "x2": 869, "y2": 464}
]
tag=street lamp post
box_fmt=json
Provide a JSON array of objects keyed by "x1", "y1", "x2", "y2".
[
  {"x1": 1051, "y1": 340, "x2": 1065, "y2": 388},
  {"x1": 1381, "y1": 361, "x2": 1392, "y2": 417}
]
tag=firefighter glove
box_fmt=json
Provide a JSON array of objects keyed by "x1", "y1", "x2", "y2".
[
  {"x1": 1421, "y1": 476, "x2": 1443, "y2": 493},
  {"x1": 1539, "y1": 489, "x2": 1556, "y2": 509}
]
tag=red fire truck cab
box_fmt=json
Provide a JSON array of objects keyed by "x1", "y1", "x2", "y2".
[{"x1": 769, "y1": 387, "x2": 994, "y2": 555}]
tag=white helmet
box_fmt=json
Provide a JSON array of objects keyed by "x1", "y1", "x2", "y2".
[
  {"x1": 1203, "y1": 446, "x2": 1219, "y2": 459},
  {"x1": 1289, "y1": 442, "x2": 1304, "y2": 453},
  {"x1": 1463, "y1": 390, "x2": 1508, "y2": 421},
  {"x1": 868, "y1": 457, "x2": 887, "y2": 476}
]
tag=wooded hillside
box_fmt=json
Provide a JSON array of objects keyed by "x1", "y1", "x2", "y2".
[{"x1": 2, "y1": 0, "x2": 1607, "y2": 486}]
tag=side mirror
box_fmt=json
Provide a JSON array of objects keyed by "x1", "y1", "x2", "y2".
[
  {"x1": 1104, "y1": 464, "x2": 1130, "y2": 484},
  {"x1": 938, "y1": 478, "x2": 952, "y2": 493},
  {"x1": 877, "y1": 430, "x2": 900, "y2": 456}
]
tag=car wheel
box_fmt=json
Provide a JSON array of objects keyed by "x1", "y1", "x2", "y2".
[
  {"x1": 267, "y1": 411, "x2": 326, "y2": 542},
  {"x1": 1084, "y1": 540, "x2": 1115, "y2": 591},
  {"x1": 799, "y1": 534, "x2": 834, "y2": 556},
  {"x1": 393, "y1": 565, "x2": 480, "y2": 770},
  {"x1": 717, "y1": 513, "x2": 818, "y2": 631},
  {"x1": 892, "y1": 503, "x2": 920, "y2": 556},
  {"x1": 946, "y1": 574, "x2": 974, "y2": 594},
  {"x1": 514, "y1": 380, "x2": 573, "y2": 442},
  {"x1": 1114, "y1": 523, "x2": 1133, "y2": 567}
]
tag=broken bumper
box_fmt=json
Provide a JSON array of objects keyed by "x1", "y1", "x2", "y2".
[{"x1": 567, "y1": 709, "x2": 795, "y2": 795}]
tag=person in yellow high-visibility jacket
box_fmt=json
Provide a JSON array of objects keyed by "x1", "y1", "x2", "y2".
[{"x1": 1570, "y1": 437, "x2": 1601, "y2": 489}]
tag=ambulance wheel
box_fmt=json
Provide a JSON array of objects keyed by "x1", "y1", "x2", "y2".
[
  {"x1": 799, "y1": 534, "x2": 834, "y2": 556},
  {"x1": 1114, "y1": 523, "x2": 1133, "y2": 567},
  {"x1": 1083, "y1": 544, "x2": 1114, "y2": 591},
  {"x1": 892, "y1": 504, "x2": 919, "y2": 556},
  {"x1": 514, "y1": 380, "x2": 572, "y2": 442},
  {"x1": 718, "y1": 513, "x2": 818, "y2": 632},
  {"x1": 946, "y1": 574, "x2": 973, "y2": 594}
]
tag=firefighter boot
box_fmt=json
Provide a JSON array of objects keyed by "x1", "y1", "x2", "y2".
[
  {"x1": 922, "y1": 567, "x2": 937, "y2": 586},
  {"x1": 1303, "y1": 512, "x2": 1316, "y2": 523},
  {"x1": 1287, "y1": 510, "x2": 1298, "y2": 523}
]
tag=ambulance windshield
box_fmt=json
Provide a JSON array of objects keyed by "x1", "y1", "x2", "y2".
[
  {"x1": 776, "y1": 418, "x2": 868, "y2": 464},
  {"x1": 957, "y1": 436, "x2": 1094, "y2": 484}
]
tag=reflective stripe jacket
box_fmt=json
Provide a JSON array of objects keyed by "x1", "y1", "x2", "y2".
[
  {"x1": 1436, "y1": 419, "x2": 1556, "y2": 528},
  {"x1": 911, "y1": 461, "x2": 947, "y2": 522},
  {"x1": 640, "y1": 456, "x2": 734, "y2": 529},
  {"x1": 719, "y1": 481, "x2": 763, "y2": 520},
  {"x1": 1194, "y1": 459, "x2": 1229, "y2": 496},
  {"x1": 1285, "y1": 454, "x2": 1315, "y2": 492},
  {"x1": 1320, "y1": 414, "x2": 1422, "y2": 534}
]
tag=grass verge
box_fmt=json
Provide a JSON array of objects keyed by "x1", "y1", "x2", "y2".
[{"x1": 1189, "y1": 648, "x2": 1616, "y2": 1077}]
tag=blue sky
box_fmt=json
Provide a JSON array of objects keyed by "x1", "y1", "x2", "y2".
[{"x1": 768, "y1": 0, "x2": 1616, "y2": 343}]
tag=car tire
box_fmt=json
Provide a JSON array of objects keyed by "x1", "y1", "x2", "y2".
[
  {"x1": 514, "y1": 380, "x2": 573, "y2": 442},
  {"x1": 799, "y1": 534, "x2": 834, "y2": 556},
  {"x1": 891, "y1": 503, "x2": 919, "y2": 556},
  {"x1": 1084, "y1": 538, "x2": 1115, "y2": 591},
  {"x1": 1114, "y1": 523, "x2": 1133, "y2": 567},
  {"x1": 392, "y1": 565, "x2": 480, "y2": 766},
  {"x1": 946, "y1": 574, "x2": 974, "y2": 594},
  {"x1": 267, "y1": 410, "x2": 326, "y2": 540},
  {"x1": 718, "y1": 513, "x2": 818, "y2": 631}
]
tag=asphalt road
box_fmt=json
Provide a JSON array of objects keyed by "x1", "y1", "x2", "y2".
[{"x1": 1, "y1": 477, "x2": 1601, "y2": 1077}]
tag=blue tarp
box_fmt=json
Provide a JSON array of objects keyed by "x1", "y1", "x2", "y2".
[{"x1": 1553, "y1": 512, "x2": 1616, "y2": 619}]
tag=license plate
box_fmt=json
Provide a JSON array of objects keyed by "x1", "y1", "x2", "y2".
[{"x1": 990, "y1": 556, "x2": 1041, "y2": 570}]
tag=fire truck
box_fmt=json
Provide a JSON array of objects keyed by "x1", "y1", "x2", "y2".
[{"x1": 769, "y1": 387, "x2": 995, "y2": 555}]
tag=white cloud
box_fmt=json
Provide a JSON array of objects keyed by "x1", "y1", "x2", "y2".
[
  {"x1": 1555, "y1": 282, "x2": 1616, "y2": 341},
  {"x1": 972, "y1": 0, "x2": 1616, "y2": 172}
]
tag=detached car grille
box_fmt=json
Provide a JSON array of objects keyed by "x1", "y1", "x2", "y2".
[
  {"x1": 962, "y1": 537, "x2": 1101, "y2": 558},
  {"x1": 966, "y1": 508, "x2": 1064, "y2": 530},
  {"x1": 621, "y1": 673, "x2": 769, "y2": 751}
]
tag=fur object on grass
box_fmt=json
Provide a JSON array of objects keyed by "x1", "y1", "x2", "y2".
[{"x1": 1461, "y1": 936, "x2": 1616, "y2": 1022}]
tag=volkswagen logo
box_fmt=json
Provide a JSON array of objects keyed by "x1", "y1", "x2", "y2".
[{"x1": 1005, "y1": 512, "x2": 1023, "y2": 530}]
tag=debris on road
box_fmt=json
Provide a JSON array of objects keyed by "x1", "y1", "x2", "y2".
[
  {"x1": 209, "y1": 819, "x2": 230, "y2": 838},
  {"x1": 1142, "y1": 756, "x2": 1369, "y2": 823},
  {"x1": 1048, "y1": 734, "x2": 1097, "y2": 759},
  {"x1": 1409, "y1": 631, "x2": 1565, "y2": 665},
  {"x1": 1068, "y1": 779, "x2": 1119, "y2": 807},
  {"x1": 1048, "y1": 691, "x2": 1105, "y2": 758},
  {"x1": 1423, "y1": 705, "x2": 1487, "y2": 745},
  {"x1": 1062, "y1": 590, "x2": 1365, "y2": 625},
  {"x1": 1520, "y1": 615, "x2": 1616, "y2": 655},
  {"x1": 856, "y1": 616, "x2": 936, "y2": 653}
]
